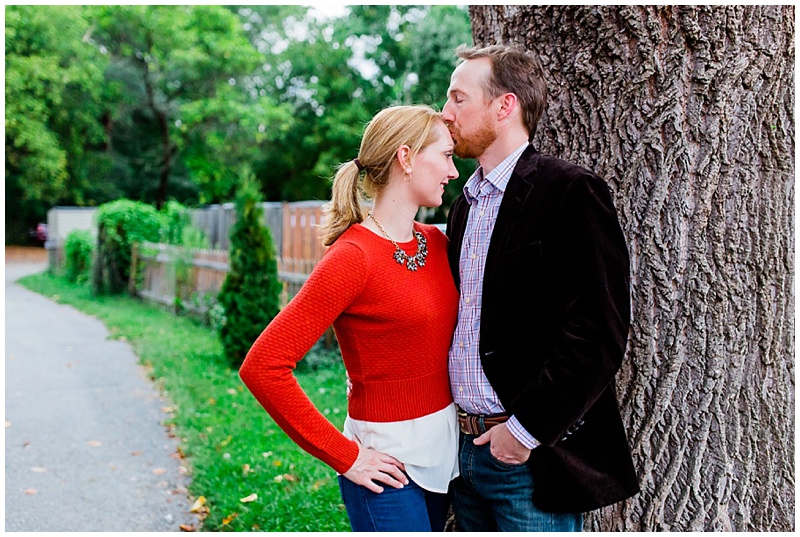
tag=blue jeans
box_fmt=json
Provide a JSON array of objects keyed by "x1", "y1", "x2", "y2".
[
  {"x1": 451, "y1": 432, "x2": 583, "y2": 532},
  {"x1": 338, "y1": 474, "x2": 449, "y2": 532}
]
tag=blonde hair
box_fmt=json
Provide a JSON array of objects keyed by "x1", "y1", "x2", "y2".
[{"x1": 320, "y1": 105, "x2": 443, "y2": 246}]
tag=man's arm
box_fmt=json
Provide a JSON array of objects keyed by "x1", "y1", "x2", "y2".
[{"x1": 511, "y1": 172, "x2": 631, "y2": 446}]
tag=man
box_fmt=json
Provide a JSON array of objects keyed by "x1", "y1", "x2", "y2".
[{"x1": 443, "y1": 44, "x2": 639, "y2": 531}]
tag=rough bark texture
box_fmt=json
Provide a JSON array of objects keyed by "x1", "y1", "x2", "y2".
[{"x1": 469, "y1": 5, "x2": 794, "y2": 531}]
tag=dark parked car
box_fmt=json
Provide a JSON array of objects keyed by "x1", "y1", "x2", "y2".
[{"x1": 29, "y1": 223, "x2": 48, "y2": 247}]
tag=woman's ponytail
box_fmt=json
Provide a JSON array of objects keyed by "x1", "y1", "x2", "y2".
[{"x1": 319, "y1": 160, "x2": 364, "y2": 247}]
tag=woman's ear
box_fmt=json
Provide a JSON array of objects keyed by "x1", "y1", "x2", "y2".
[{"x1": 396, "y1": 144, "x2": 413, "y2": 172}]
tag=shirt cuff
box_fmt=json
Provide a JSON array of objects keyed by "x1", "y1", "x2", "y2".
[{"x1": 506, "y1": 415, "x2": 541, "y2": 450}]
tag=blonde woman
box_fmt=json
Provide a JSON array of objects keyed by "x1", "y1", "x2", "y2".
[{"x1": 240, "y1": 105, "x2": 460, "y2": 531}]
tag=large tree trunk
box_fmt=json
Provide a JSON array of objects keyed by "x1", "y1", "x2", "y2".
[{"x1": 469, "y1": 5, "x2": 794, "y2": 531}]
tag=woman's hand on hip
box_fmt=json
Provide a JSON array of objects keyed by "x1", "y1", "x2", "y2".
[{"x1": 343, "y1": 441, "x2": 408, "y2": 493}]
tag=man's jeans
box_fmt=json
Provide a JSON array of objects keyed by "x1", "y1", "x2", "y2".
[
  {"x1": 451, "y1": 432, "x2": 583, "y2": 532},
  {"x1": 338, "y1": 474, "x2": 449, "y2": 532}
]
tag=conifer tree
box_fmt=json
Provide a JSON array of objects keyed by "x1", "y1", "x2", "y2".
[{"x1": 217, "y1": 170, "x2": 281, "y2": 367}]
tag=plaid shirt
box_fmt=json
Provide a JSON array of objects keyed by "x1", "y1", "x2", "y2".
[{"x1": 449, "y1": 142, "x2": 539, "y2": 449}]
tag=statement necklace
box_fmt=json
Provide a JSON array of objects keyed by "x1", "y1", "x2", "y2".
[{"x1": 367, "y1": 212, "x2": 428, "y2": 272}]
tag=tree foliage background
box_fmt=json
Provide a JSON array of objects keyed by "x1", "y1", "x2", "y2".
[{"x1": 5, "y1": 5, "x2": 473, "y2": 243}]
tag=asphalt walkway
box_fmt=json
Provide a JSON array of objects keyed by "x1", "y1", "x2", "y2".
[{"x1": 4, "y1": 249, "x2": 198, "y2": 531}]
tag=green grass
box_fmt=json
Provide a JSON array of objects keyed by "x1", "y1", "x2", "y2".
[{"x1": 18, "y1": 271, "x2": 351, "y2": 532}]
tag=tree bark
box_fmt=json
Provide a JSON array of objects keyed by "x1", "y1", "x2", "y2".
[{"x1": 468, "y1": 5, "x2": 794, "y2": 531}]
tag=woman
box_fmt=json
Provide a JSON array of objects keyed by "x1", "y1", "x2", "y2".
[{"x1": 239, "y1": 105, "x2": 460, "y2": 532}]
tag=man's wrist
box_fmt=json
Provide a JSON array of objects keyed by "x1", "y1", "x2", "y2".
[{"x1": 506, "y1": 415, "x2": 541, "y2": 449}]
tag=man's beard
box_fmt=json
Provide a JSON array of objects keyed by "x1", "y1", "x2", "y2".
[{"x1": 451, "y1": 122, "x2": 497, "y2": 160}]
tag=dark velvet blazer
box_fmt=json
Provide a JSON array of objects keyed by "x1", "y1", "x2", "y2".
[{"x1": 446, "y1": 145, "x2": 640, "y2": 513}]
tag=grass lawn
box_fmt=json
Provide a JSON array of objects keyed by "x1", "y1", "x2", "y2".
[{"x1": 18, "y1": 271, "x2": 351, "y2": 532}]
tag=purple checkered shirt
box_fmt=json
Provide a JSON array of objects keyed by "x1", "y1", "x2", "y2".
[{"x1": 449, "y1": 142, "x2": 540, "y2": 449}]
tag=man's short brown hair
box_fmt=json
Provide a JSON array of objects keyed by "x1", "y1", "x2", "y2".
[{"x1": 456, "y1": 44, "x2": 548, "y2": 140}]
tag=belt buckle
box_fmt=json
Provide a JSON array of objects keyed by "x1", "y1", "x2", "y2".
[{"x1": 458, "y1": 411, "x2": 480, "y2": 435}]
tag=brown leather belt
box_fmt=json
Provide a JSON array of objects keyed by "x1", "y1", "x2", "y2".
[{"x1": 457, "y1": 408, "x2": 509, "y2": 436}]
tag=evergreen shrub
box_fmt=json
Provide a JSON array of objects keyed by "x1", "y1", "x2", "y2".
[{"x1": 216, "y1": 172, "x2": 281, "y2": 368}]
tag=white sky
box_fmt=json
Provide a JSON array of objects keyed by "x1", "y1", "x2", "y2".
[{"x1": 306, "y1": 3, "x2": 350, "y2": 20}]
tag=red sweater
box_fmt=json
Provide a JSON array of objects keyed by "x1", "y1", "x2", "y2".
[{"x1": 239, "y1": 223, "x2": 459, "y2": 474}]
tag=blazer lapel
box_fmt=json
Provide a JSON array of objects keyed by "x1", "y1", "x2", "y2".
[{"x1": 482, "y1": 147, "x2": 540, "y2": 321}]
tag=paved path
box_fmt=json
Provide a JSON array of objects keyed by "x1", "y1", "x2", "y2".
[{"x1": 5, "y1": 252, "x2": 198, "y2": 531}]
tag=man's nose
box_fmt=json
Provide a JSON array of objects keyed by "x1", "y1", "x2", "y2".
[{"x1": 441, "y1": 99, "x2": 455, "y2": 123}]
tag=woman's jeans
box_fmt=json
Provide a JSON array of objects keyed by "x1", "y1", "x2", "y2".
[
  {"x1": 451, "y1": 432, "x2": 583, "y2": 532},
  {"x1": 338, "y1": 474, "x2": 449, "y2": 532}
]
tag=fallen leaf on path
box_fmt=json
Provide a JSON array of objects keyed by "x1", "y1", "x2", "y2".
[
  {"x1": 131, "y1": 451, "x2": 143, "y2": 456},
  {"x1": 24, "y1": 489, "x2": 37, "y2": 495},
  {"x1": 161, "y1": 406, "x2": 174, "y2": 413},
  {"x1": 5, "y1": 421, "x2": 11, "y2": 428},
  {"x1": 87, "y1": 441, "x2": 102, "y2": 447},
  {"x1": 179, "y1": 524, "x2": 195, "y2": 532},
  {"x1": 239, "y1": 493, "x2": 258, "y2": 503},
  {"x1": 222, "y1": 512, "x2": 238, "y2": 525},
  {"x1": 152, "y1": 468, "x2": 167, "y2": 475},
  {"x1": 189, "y1": 496, "x2": 206, "y2": 513}
]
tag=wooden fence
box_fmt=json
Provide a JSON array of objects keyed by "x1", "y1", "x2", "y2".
[
  {"x1": 132, "y1": 241, "x2": 321, "y2": 316},
  {"x1": 133, "y1": 202, "x2": 329, "y2": 316}
]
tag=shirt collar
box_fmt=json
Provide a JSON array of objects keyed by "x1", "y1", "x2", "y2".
[{"x1": 464, "y1": 141, "x2": 530, "y2": 203}]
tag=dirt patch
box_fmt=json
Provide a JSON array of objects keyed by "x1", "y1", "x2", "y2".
[{"x1": 5, "y1": 246, "x2": 48, "y2": 264}]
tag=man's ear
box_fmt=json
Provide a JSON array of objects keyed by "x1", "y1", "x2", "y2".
[{"x1": 497, "y1": 93, "x2": 518, "y2": 122}]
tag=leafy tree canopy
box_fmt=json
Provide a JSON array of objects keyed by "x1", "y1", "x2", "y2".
[{"x1": 5, "y1": 5, "x2": 472, "y2": 241}]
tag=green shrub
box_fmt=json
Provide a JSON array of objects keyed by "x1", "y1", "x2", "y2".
[
  {"x1": 173, "y1": 226, "x2": 212, "y2": 315},
  {"x1": 64, "y1": 229, "x2": 94, "y2": 283},
  {"x1": 217, "y1": 171, "x2": 281, "y2": 367},
  {"x1": 180, "y1": 225, "x2": 210, "y2": 249},
  {"x1": 92, "y1": 199, "x2": 164, "y2": 295},
  {"x1": 161, "y1": 200, "x2": 192, "y2": 246}
]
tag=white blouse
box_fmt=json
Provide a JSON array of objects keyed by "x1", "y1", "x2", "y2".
[{"x1": 341, "y1": 403, "x2": 460, "y2": 493}]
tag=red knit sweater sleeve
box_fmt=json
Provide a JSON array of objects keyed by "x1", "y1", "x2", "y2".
[{"x1": 239, "y1": 241, "x2": 366, "y2": 474}]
